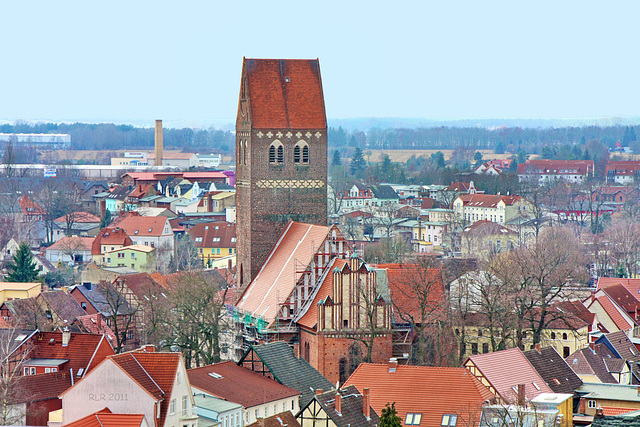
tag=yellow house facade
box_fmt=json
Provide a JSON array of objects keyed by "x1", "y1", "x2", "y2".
[
  {"x1": 105, "y1": 245, "x2": 156, "y2": 273},
  {"x1": 0, "y1": 282, "x2": 41, "y2": 305}
]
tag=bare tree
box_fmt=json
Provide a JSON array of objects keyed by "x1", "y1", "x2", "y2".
[
  {"x1": 97, "y1": 279, "x2": 138, "y2": 353},
  {"x1": 162, "y1": 271, "x2": 230, "y2": 368},
  {"x1": 0, "y1": 328, "x2": 34, "y2": 425}
]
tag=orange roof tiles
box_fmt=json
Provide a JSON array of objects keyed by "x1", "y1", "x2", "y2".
[
  {"x1": 345, "y1": 364, "x2": 494, "y2": 427},
  {"x1": 598, "y1": 277, "x2": 640, "y2": 298},
  {"x1": 465, "y1": 348, "x2": 552, "y2": 403},
  {"x1": 109, "y1": 351, "x2": 181, "y2": 427},
  {"x1": 236, "y1": 221, "x2": 331, "y2": 326},
  {"x1": 188, "y1": 361, "x2": 300, "y2": 408},
  {"x1": 377, "y1": 263, "x2": 444, "y2": 323},
  {"x1": 112, "y1": 213, "x2": 171, "y2": 237},
  {"x1": 64, "y1": 408, "x2": 146, "y2": 427},
  {"x1": 17, "y1": 371, "x2": 73, "y2": 403},
  {"x1": 47, "y1": 236, "x2": 94, "y2": 252},
  {"x1": 589, "y1": 295, "x2": 633, "y2": 331},
  {"x1": 54, "y1": 212, "x2": 101, "y2": 223},
  {"x1": 31, "y1": 332, "x2": 114, "y2": 377},
  {"x1": 92, "y1": 227, "x2": 132, "y2": 255},
  {"x1": 243, "y1": 58, "x2": 327, "y2": 129},
  {"x1": 189, "y1": 221, "x2": 236, "y2": 249},
  {"x1": 601, "y1": 406, "x2": 638, "y2": 416}
]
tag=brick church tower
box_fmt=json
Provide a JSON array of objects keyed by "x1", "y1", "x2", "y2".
[{"x1": 236, "y1": 58, "x2": 328, "y2": 287}]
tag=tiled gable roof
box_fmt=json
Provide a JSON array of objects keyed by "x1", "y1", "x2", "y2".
[
  {"x1": 106, "y1": 185, "x2": 134, "y2": 200},
  {"x1": 114, "y1": 214, "x2": 171, "y2": 237},
  {"x1": 344, "y1": 364, "x2": 493, "y2": 427},
  {"x1": 602, "y1": 283, "x2": 640, "y2": 315},
  {"x1": 598, "y1": 278, "x2": 640, "y2": 297},
  {"x1": 47, "y1": 236, "x2": 94, "y2": 252},
  {"x1": 31, "y1": 331, "x2": 113, "y2": 376},
  {"x1": 377, "y1": 263, "x2": 444, "y2": 323},
  {"x1": 368, "y1": 185, "x2": 399, "y2": 200},
  {"x1": 245, "y1": 411, "x2": 300, "y2": 427},
  {"x1": 457, "y1": 194, "x2": 522, "y2": 208},
  {"x1": 16, "y1": 371, "x2": 73, "y2": 403},
  {"x1": 64, "y1": 407, "x2": 146, "y2": 427},
  {"x1": 312, "y1": 385, "x2": 379, "y2": 427},
  {"x1": 188, "y1": 361, "x2": 299, "y2": 408},
  {"x1": 588, "y1": 294, "x2": 634, "y2": 332},
  {"x1": 54, "y1": 212, "x2": 101, "y2": 223},
  {"x1": 116, "y1": 272, "x2": 167, "y2": 300},
  {"x1": 72, "y1": 284, "x2": 136, "y2": 316},
  {"x1": 109, "y1": 351, "x2": 180, "y2": 427},
  {"x1": 92, "y1": 227, "x2": 133, "y2": 255},
  {"x1": 38, "y1": 290, "x2": 87, "y2": 323},
  {"x1": 236, "y1": 221, "x2": 331, "y2": 326},
  {"x1": 523, "y1": 346, "x2": 583, "y2": 394},
  {"x1": 517, "y1": 159, "x2": 594, "y2": 175},
  {"x1": 463, "y1": 219, "x2": 517, "y2": 235},
  {"x1": 600, "y1": 330, "x2": 640, "y2": 362},
  {"x1": 241, "y1": 341, "x2": 334, "y2": 407},
  {"x1": 188, "y1": 221, "x2": 236, "y2": 249},
  {"x1": 75, "y1": 313, "x2": 117, "y2": 346},
  {"x1": 465, "y1": 347, "x2": 552, "y2": 403},
  {"x1": 565, "y1": 347, "x2": 618, "y2": 384},
  {"x1": 243, "y1": 58, "x2": 326, "y2": 129}
]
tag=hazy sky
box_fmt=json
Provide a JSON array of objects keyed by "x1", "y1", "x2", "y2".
[{"x1": 2, "y1": 1, "x2": 640, "y2": 127}]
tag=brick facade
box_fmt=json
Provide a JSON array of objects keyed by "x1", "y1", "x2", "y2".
[{"x1": 236, "y1": 59, "x2": 328, "y2": 287}]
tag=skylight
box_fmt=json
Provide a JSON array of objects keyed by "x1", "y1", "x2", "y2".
[{"x1": 208, "y1": 372, "x2": 223, "y2": 379}]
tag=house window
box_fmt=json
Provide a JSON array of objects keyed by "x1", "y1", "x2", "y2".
[
  {"x1": 441, "y1": 414, "x2": 457, "y2": 426},
  {"x1": 588, "y1": 400, "x2": 597, "y2": 409},
  {"x1": 118, "y1": 253, "x2": 125, "y2": 258},
  {"x1": 81, "y1": 302, "x2": 86, "y2": 310},
  {"x1": 482, "y1": 343, "x2": 489, "y2": 353},
  {"x1": 274, "y1": 404, "x2": 278, "y2": 414},
  {"x1": 405, "y1": 413, "x2": 422, "y2": 425},
  {"x1": 551, "y1": 332, "x2": 556, "y2": 339},
  {"x1": 170, "y1": 399, "x2": 176, "y2": 415},
  {"x1": 562, "y1": 333, "x2": 568, "y2": 340},
  {"x1": 471, "y1": 343, "x2": 478, "y2": 355},
  {"x1": 182, "y1": 395, "x2": 188, "y2": 416}
]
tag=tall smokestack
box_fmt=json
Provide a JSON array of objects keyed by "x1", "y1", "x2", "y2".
[{"x1": 155, "y1": 119, "x2": 163, "y2": 167}]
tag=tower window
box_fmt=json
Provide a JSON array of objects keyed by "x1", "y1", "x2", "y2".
[
  {"x1": 294, "y1": 140, "x2": 309, "y2": 164},
  {"x1": 270, "y1": 141, "x2": 284, "y2": 165}
]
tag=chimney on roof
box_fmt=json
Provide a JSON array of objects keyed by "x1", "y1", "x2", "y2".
[
  {"x1": 517, "y1": 384, "x2": 525, "y2": 406},
  {"x1": 590, "y1": 291, "x2": 596, "y2": 303},
  {"x1": 335, "y1": 392, "x2": 342, "y2": 414},
  {"x1": 141, "y1": 344, "x2": 156, "y2": 352},
  {"x1": 316, "y1": 389, "x2": 323, "y2": 395},
  {"x1": 155, "y1": 119, "x2": 163, "y2": 167},
  {"x1": 389, "y1": 358, "x2": 398, "y2": 372},
  {"x1": 595, "y1": 407, "x2": 604, "y2": 418},
  {"x1": 589, "y1": 342, "x2": 595, "y2": 352},
  {"x1": 535, "y1": 343, "x2": 541, "y2": 353},
  {"x1": 62, "y1": 327, "x2": 70, "y2": 347},
  {"x1": 96, "y1": 313, "x2": 102, "y2": 329},
  {"x1": 363, "y1": 388, "x2": 371, "y2": 419}
]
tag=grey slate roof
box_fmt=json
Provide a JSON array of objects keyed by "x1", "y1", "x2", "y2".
[
  {"x1": 368, "y1": 185, "x2": 399, "y2": 200},
  {"x1": 310, "y1": 385, "x2": 379, "y2": 427},
  {"x1": 240, "y1": 341, "x2": 334, "y2": 407},
  {"x1": 591, "y1": 416, "x2": 640, "y2": 427},
  {"x1": 523, "y1": 346, "x2": 583, "y2": 394}
]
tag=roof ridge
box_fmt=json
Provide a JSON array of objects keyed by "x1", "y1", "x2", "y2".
[{"x1": 130, "y1": 353, "x2": 164, "y2": 396}]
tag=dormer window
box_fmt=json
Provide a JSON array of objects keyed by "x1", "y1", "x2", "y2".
[{"x1": 406, "y1": 413, "x2": 422, "y2": 425}]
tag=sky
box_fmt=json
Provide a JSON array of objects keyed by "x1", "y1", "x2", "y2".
[{"x1": 2, "y1": 1, "x2": 640, "y2": 128}]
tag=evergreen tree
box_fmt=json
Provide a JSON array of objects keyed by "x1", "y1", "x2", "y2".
[
  {"x1": 100, "y1": 209, "x2": 112, "y2": 229},
  {"x1": 350, "y1": 148, "x2": 366, "y2": 175},
  {"x1": 332, "y1": 150, "x2": 342, "y2": 167},
  {"x1": 430, "y1": 151, "x2": 446, "y2": 169},
  {"x1": 380, "y1": 403, "x2": 402, "y2": 427},
  {"x1": 6, "y1": 243, "x2": 39, "y2": 282},
  {"x1": 473, "y1": 151, "x2": 483, "y2": 167},
  {"x1": 494, "y1": 141, "x2": 505, "y2": 155}
]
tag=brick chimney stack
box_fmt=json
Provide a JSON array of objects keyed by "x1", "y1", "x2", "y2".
[
  {"x1": 335, "y1": 392, "x2": 342, "y2": 414},
  {"x1": 155, "y1": 119, "x2": 163, "y2": 167},
  {"x1": 363, "y1": 388, "x2": 371, "y2": 419},
  {"x1": 96, "y1": 313, "x2": 102, "y2": 329},
  {"x1": 517, "y1": 384, "x2": 525, "y2": 406}
]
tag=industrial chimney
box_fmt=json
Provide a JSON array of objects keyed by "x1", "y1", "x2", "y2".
[{"x1": 154, "y1": 119, "x2": 163, "y2": 167}]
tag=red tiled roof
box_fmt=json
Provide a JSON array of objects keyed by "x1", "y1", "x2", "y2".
[
  {"x1": 588, "y1": 295, "x2": 633, "y2": 332},
  {"x1": 602, "y1": 284, "x2": 640, "y2": 316},
  {"x1": 601, "y1": 406, "x2": 638, "y2": 416},
  {"x1": 18, "y1": 195, "x2": 46, "y2": 216},
  {"x1": 64, "y1": 407, "x2": 146, "y2": 427},
  {"x1": 54, "y1": 212, "x2": 101, "y2": 223},
  {"x1": 297, "y1": 259, "x2": 347, "y2": 329},
  {"x1": 463, "y1": 219, "x2": 517, "y2": 235},
  {"x1": 517, "y1": 159, "x2": 594, "y2": 175},
  {"x1": 117, "y1": 272, "x2": 167, "y2": 299},
  {"x1": 465, "y1": 348, "x2": 552, "y2": 403},
  {"x1": 92, "y1": 227, "x2": 132, "y2": 255},
  {"x1": 188, "y1": 221, "x2": 236, "y2": 249},
  {"x1": 188, "y1": 361, "x2": 299, "y2": 408},
  {"x1": 605, "y1": 161, "x2": 640, "y2": 175},
  {"x1": 109, "y1": 351, "x2": 180, "y2": 427},
  {"x1": 75, "y1": 314, "x2": 117, "y2": 346},
  {"x1": 47, "y1": 236, "x2": 94, "y2": 252},
  {"x1": 236, "y1": 221, "x2": 331, "y2": 326},
  {"x1": 457, "y1": 194, "x2": 522, "y2": 208},
  {"x1": 17, "y1": 371, "x2": 73, "y2": 403},
  {"x1": 113, "y1": 214, "x2": 171, "y2": 237},
  {"x1": 31, "y1": 332, "x2": 114, "y2": 377},
  {"x1": 598, "y1": 277, "x2": 640, "y2": 298},
  {"x1": 243, "y1": 58, "x2": 327, "y2": 129},
  {"x1": 345, "y1": 364, "x2": 494, "y2": 427},
  {"x1": 377, "y1": 263, "x2": 444, "y2": 323}
]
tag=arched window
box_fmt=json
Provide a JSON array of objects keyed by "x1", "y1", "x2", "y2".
[
  {"x1": 269, "y1": 140, "x2": 283, "y2": 165},
  {"x1": 243, "y1": 140, "x2": 248, "y2": 165},
  {"x1": 294, "y1": 140, "x2": 309, "y2": 164},
  {"x1": 562, "y1": 333, "x2": 568, "y2": 340},
  {"x1": 238, "y1": 140, "x2": 243, "y2": 165}
]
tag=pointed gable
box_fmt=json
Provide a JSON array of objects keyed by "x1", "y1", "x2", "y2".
[
  {"x1": 236, "y1": 221, "x2": 331, "y2": 326},
  {"x1": 243, "y1": 58, "x2": 326, "y2": 129}
]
